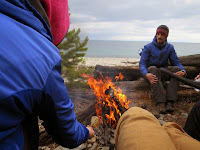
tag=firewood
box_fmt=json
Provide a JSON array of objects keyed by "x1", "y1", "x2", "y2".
[{"x1": 77, "y1": 103, "x2": 96, "y2": 124}]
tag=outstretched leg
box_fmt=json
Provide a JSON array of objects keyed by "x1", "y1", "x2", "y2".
[{"x1": 115, "y1": 107, "x2": 177, "y2": 150}]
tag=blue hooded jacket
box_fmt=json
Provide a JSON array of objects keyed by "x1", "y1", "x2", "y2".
[
  {"x1": 139, "y1": 36, "x2": 185, "y2": 76},
  {"x1": 0, "y1": 0, "x2": 89, "y2": 149}
]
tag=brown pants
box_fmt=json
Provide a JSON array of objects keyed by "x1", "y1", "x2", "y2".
[
  {"x1": 148, "y1": 66, "x2": 180, "y2": 103},
  {"x1": 115, "y1": 107, "x2": 200, "y2": 150}
]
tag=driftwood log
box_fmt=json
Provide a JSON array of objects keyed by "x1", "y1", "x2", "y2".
[
  {"x1": 77, "y1": 103, "x2": 96, "y2": 124},
  {"x1": 94, "y1": 54, "x2": 200, "y2": 81},
  {"x1": 179, "y1": 54, "x2": 200, "y2": 67},
  {"x1": 160, "y1": 68, "x2": 200, "y2": 89},
  {"x1": 178, "y1": 54, "x2": 200, "y2": 79},
  {"x1": 94, "y1": 65, "x2": 142, "y2": 81}
]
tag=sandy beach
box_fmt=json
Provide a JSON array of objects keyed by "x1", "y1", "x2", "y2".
[{"x1": 83, "y1": 57, "x2": 140, "y2": 67}]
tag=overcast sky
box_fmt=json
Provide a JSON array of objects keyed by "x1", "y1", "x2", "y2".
[{"x1": 68, "y1": 0, "x2": 200, "y2": 43}]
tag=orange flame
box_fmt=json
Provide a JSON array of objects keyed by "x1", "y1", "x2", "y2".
[
  {"x1": 115, "y1": 72, "x2": 124, "y2": 82},
  {"x1": 81, "y1": 72, "x2": 131, "y2": 127}
]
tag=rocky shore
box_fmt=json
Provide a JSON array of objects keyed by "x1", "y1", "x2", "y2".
[{"x1": 82, "y1": 57, "x2": 140, "y2": 67}]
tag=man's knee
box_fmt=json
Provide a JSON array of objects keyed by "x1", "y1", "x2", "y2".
[
  {"x1": 118, "y1": 107, "x2": 156, "y2": 124},
  {"x1": 170, "y1": 66, "x2": 181, "y2": 72},
  {"x1": 124, "y1": 107, "x2": 152, "y2": 116},
  {"x1": 148, "y1": 66, "x2": 159, "y2": 73}
]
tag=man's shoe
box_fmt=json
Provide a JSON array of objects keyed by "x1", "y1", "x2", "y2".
[
  {"x1": 166, "y1": 101, "x2": 175, "y2": 113},
  {"x1": 156, "y1": 102, "x2": 166, "y2": 114}
]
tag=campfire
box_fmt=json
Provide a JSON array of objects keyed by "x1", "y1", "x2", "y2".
[
  {"x1": 82, "y1": 72, "x2": 131, "y2": 128},
  {"x1": 38, "y1": 73, "x2": 131, "y2": 149}
]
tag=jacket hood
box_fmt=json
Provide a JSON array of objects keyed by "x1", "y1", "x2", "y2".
[
  {"x1": 152, "y1": 35, "x2": 168, "y2": 49},
  {"x1": 39, "y1": 0, "x2": 70, "y2": 46},
  {"x1": 0, "y1": 0, "x2": 53, "y2": 43}
]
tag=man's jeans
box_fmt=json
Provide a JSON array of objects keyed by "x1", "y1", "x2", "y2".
[{"x1": 147, "y1": 66, "x2": 180, "y2": 103}]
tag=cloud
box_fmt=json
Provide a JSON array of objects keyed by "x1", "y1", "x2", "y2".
[
  {"x1": 68, "y1": 0, "x2": 200, "y2": 43},
  {"x1": 71, "y1": 13, "x2": 98, "y2": 22}
]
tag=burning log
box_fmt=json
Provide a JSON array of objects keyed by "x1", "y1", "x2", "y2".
[
  {"x1": 105, "y1": 86, "x2": 127, "y2": 114},
  {"x1": 77, "y1": 103, "x2": 96, "y2": 124},
  {"x1": 81, "y1": 72, "x2": 131, "y2": 128}
]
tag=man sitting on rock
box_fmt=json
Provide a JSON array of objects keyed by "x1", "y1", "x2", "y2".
[{"x1": 139, "y1": 25, "x2": 186, "y2": 114}]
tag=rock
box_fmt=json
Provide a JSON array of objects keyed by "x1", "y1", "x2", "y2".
[
  {"x1": 39, "y1": 125, "x2": 45, "y2": 132},
  {"x1": 91, "y1": 143, "x2": 98, "y2": 150},
  {"x1": 95, "y1": 127, "x2": 104, "y2": 136},
  {"x1": 109, "y1": 138, "x2": 115, "y2": 145},
  {"x1": 99, "y1": 139, "x2": 105, "y2": 145},
  {"x1": 87, "y1": 137, "x2": 96, "y2": 143},
  {"x1": 91, "y1": 116, "x2": 100, "y2": 128},
  {"x1": 38, "y1": 146, "x2": 51, "y2": 150},
  {"x1": 158, "y1": 119, "x2": 166, "y2": 125},
  {"x1": 76, "y1": 144, "x2": 87, "y2": 150},
  {"x1": 87, "y1": 144, "x2": 92, "y2": 148},
  {"x1": 95, "y1": 135, "x2": 100, "y2": 140},
  {"x1": 98, "y1": 147, "x2": 110, "y2": 150},
  {"x1": 179, "y1": 112, "x2": 188, "y2": 120},
  {"x1": 54, "y1": 146, "x2": 69, "y2": 150}
]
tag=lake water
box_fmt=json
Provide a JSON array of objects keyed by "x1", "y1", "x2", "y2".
[{"x1": 85, "y1": 40, "x2": 200, "y2": 58}]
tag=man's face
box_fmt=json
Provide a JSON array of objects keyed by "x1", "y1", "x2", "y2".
[{"x1": 156, "y1": 32, "x2": 166, "y2": 44}]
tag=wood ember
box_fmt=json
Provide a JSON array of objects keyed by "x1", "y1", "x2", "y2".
[{"x1": 77, "y1": 103, "x2": 96, "y2": 124}]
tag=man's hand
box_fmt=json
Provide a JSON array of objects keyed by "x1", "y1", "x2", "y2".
[
  {"x1": 86, "y1": 125, "x2": 95, "y2": 139},
  {"x1": 195, "y1": 74, "x2": 200, "y2": 80},
  {"x1": 174, "y1": 71, "x2": 186, "y2": 77},
  {"x1": 145, "y1": 73, "x2": 158, "y2": 84}
]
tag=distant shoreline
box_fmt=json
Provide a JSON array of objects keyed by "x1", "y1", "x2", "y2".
[
  {"x1": 86, "y1": 40, "x2": 200, "y2": 59},
  {"x1": 82, "y1": 57, "x2": 140, "y2": 67}
]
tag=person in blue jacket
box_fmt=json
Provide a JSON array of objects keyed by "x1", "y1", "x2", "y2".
[
  {"x1": 0, "y1": 0, "x2": 94, "y2": 150},
  {"x1": 139, "y1": 25, "x2": 186, "y2": 114}
]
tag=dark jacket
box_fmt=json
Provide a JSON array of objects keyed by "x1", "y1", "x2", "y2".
[
  {"x1": 0, "y1": 0, "x2": 88, "y2": 149},
  {"x1": 139, "y1": 36, "x2": 185, "y2": 76}
]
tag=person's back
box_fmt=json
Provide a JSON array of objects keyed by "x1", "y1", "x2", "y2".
[{"x1": 0, "y1": 1, "x2": 93, "y2": 149}]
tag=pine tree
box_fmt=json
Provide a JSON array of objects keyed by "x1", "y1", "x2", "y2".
[{"x1": 57, "y1": 28, "x2": 94, "y2": 88}]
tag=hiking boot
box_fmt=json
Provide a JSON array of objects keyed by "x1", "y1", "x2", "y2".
[
  {"x1": 166, "y1": 101, "x2": 175, "y2": 113},
  {"x1": 156, "y1": 102, "x2": 166, "y2": 114}
]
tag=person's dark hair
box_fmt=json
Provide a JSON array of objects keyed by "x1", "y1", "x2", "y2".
[{"x1": 157, "y1": 25, "x2": 169, "y2": 32}]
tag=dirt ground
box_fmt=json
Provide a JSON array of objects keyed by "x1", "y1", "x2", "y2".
[
  {"x1": 69, "y1": 80, "x2": 200, "y2": 127},
  {"x1": 39, "y1": 80, "x2": 200, "y2": 149}
]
